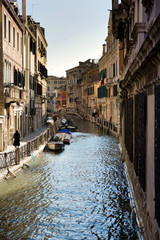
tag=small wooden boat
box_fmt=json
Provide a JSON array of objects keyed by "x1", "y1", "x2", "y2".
[
  {"x1": 46, "y1": 141, "x2": 65, "y2": 151},
  {"x1": 66, "y1": 125, "x2": 77, "y2": 132},
  {"x1": 59, "y1": 118, "x2": 77, "y2": 132},
  {"x1": 54, "y1": 129, "x2": 72, "y2": 144}
]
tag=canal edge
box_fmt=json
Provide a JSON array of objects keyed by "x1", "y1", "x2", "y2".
[{"x1": 0, "y1": 143, "x2": 46, "y2": 181}]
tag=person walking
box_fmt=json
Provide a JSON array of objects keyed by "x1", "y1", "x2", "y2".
[{"x1": 13, "y1": 130, "x2": 20, "y2": 148}]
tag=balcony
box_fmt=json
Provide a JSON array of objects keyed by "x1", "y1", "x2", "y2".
[
  {"x1": 4, "y1": 83, "x2": 26, "y2": 104},
  {"x1": 104, "y1": 78, "x2": 113, "y2": 85}
]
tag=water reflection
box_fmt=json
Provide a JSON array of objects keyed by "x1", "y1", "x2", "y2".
[{"x1": 0, "y1": 119, "x2": 140, "y2": 239}]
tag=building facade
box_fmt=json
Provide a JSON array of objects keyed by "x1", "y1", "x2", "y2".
[
  {"x1": 112, "y1": 0, "x2": 160, "y2": 239},
  {"x1": 33, "y1": 20, "x2": 48, "y2": 130},
  {"x1": 0, "y1": 0, "x2": 25, "y2": 151},
  {"x1": 47, "y1": 76, "x2": 67, "y2": 112},
  {"x1": 22, "y1": 7, "x2": 36, "y2": 136},
  {"x1": 98, "y1": 13, "x2": 123, "y2": 135},
  {"x1": 83, "y1": 64, "x2": 99, "y2": 116},
  {"x1": 0, "y1": 0, "x2": 48, "y2": 151},
  {"x1": 66, "y1": 59, "x2": 97, "y2": 112},
  {"x1": 54, "y1": 86, "x2": 67, "y2": 112}
]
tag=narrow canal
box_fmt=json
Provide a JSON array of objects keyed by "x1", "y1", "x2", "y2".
[{"x1": 0, "y1": 119, "x2": 141, "y2": 240}]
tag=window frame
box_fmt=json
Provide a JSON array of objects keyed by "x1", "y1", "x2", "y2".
[
  {"x1": 4, "y1": 14, "x2": 7, "y2": 39},
  {"x1": 8, "y1": 19, "x2": 11, "y2": 44},
  {"x1": 13, "y1": 26, "x2": 15, "y2": 48},
  {"x1": 17, "y1": 31, "x2": 19, "y2": 52}
]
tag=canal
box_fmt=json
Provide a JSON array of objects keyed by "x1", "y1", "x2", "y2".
[{"x1": 0, "y1": 119, "x2": 141, "y2": 240}]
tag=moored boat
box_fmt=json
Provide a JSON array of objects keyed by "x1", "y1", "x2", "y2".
[
  {"x1": 54, "y1": 129, "x2": 72, "y2": 144},
  {"x1": 59, "y1": 118, "x2": 77, "y2": 132},
  {"x1": 46, "y1": 141, "x2": 65, "y2": 151}
]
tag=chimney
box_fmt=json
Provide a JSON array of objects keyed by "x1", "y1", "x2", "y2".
[
  {"x1": 22, "y1": 0, "x2": 27, "y2": 23},
  {"x1": 112, "y1": 0, "x2": 118, "y2": 10},
  {"x1": 102, "y1": 44, "x2": 106, "y2": 55}
]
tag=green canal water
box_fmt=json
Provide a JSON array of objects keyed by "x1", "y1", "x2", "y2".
[{"x1": 0, "y1": 119, "x2": 141, "y2": 239}]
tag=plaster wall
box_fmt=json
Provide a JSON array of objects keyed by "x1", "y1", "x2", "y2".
[
  {"x1": 2, "y1": 5, "x2": 22, "y2": 74},
  {"x1": 146, "y1": 93, "x2": 155, "y2": 224}
]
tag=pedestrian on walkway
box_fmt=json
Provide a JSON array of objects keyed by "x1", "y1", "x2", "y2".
[{"x1": 13, "y1": 130, "x2": 20, "y2": 148}]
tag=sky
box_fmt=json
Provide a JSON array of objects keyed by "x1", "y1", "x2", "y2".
[{"x1": 17, "y1": 0, "x2": 112, "y2": 77}]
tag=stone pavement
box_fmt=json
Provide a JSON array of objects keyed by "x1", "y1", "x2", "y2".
[
  {"x1": 2, "y1": 126, "x2": 49, "y2": 153},
  {"x1": 0, "y1": 126, "x2": 49, "y2": 181}
]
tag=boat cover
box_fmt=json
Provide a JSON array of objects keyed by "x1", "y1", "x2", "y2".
[{"x1": 58, "y1": 129, "x2": 72, "y2": 135}]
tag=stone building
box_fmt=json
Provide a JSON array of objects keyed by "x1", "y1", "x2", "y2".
[
  {"x1": 0, "y1": 0, "x2": 48, "y2": 151},
  {"x1": 98, "y1": 13, "x2": 123, "y2": 135},
  {"x1": 32, "y1": 19, "x2": 48, "y2": 130},
  {"x1": 0, "y1": 0, "x2": 25, "y2": 151},
  {"x1": 21, "y1": 1, "x2": 36, "y2": 136},
  {"x1": 54, "y1": 86, "x2": 67, "y2": 112},
  {"x1": 83, "y1": 64, "x2": 99, "y2": 116},
  {"x1": 47, "y1": 76, "x2": 67, "y2": 112},
  {"x1": 112, "y1": 0, "x2": 160, "y2": 239},
  {"x1": 21, "y1": 0, "x2": 48, "y2": 133},
  {"x1": 66, "y1": 59, "x2": 97, "y2": 112}
]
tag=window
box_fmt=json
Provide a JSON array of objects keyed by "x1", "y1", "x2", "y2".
[
  {"x1": 116, "y1": 61, "x2": 117, "y2": 76},
  {"x1": 4, "y1": 14, "x2": 7, "y2": 39},
  {"x1": 109, "y1": 65, "x2": 113, "y2": 78},
  {"x1": 113, "y1": 63, "x2": 115, "y2": 78},
  {"x1": 113, "y1": 85, "x2": 118, "y2": 96},
  {"x1": 4, "y1": 61, "x2": 11, "y2": 85},
  {"x1": 17, "y1": 32, "x2": 19, "y2": 51},
  {"x1": 8, "y1": 20, "x2": 11, "y2": 43},
  {"x1": 21, "y1": 37, "x2": 23, "y2": 54},
  {"x1": 4, "y1": 61, "x2": 7, "y2": 84},
  {"x1": 13, "y1": 27, "x2": 15, "y2": 48}
]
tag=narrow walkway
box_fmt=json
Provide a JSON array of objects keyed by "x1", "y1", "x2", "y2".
[
  {"x1": 0, "y1": 126, "x2": 49, "y2": 181},
  {"x1": 2, "y1": 126, "x2": 49, "y2": 153}
]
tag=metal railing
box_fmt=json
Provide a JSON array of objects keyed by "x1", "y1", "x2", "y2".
[
  {"x1": 85, "y1": 114, "x2": 119, "y2": 135},
  {"x1": 0, "y1": 129, "x2": 50, "y2": 172}
]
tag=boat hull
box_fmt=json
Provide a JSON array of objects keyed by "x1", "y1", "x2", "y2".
[
  {"x1": 59, "y1": 125, "x2": 77, "y2": 132},
  {"x1": 55, "y1": 132, "x2": 72, "y2": 144},
  {"x1": 47, "y1": 141, "x2": 64, "y2": 151}
]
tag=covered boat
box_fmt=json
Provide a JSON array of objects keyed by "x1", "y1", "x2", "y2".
[{"x1": 54, "y1": 129, "x2": 72, "y2": 144}]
